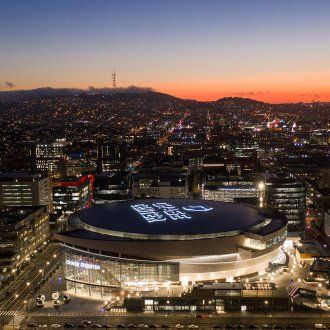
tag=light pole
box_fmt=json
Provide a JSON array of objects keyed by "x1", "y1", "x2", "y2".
[{"x1": 264, "y1": 300, "x2": 268, "y2": 316}]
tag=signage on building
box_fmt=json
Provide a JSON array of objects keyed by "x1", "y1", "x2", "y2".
[
  {"x1": 131, "y1": 202, "x2": 213, "y2": 223},
  {"x1": 66, "y1": 259, "x2": 101, "y2": 270},
  {"x1": 243, "y1": 283, "x2": 275, "y2": 290}
]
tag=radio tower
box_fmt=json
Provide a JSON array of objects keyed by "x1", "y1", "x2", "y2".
[{"x1": 112, "y1": 69, "x2": 116, "y2": 88}]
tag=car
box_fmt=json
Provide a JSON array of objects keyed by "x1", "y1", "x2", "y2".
[
  {"x1": 286, "y1": 326, "x2": 295, "y2": 329},
  {"x1": 63, "y1": 294, "x2": 71, "y2": 303},
  {"x1": 224, "y1": 326, "x2": 235, "y2": 329},
  {"x1": 195, "y1": 314, "x2": 203, "y2": 319},
  {"x1": 236, "y1": 326, "x2": 244, "y2": 329},
  {"x1": 117, "y1": 325, "x2": 126, "y2": 328},
  {"x1": 188, "y1": 325, "x2": 199, "y2": 329},
  {"x1": 127, "y1": 325, "x2": 137, "y2": 329},
  {"x1": 36, "y1": 299, "x2": 44, "y2": 308},
  {"x1": 137, "y1": 324, "x2": 148, "y2": 328},
  {"x1": 36, "y1": 294, "x2": 45, "y2": 302},
  {"x1": 161, "y1": 326, "x2": 170, "y2": 328},
  {"x1": 53, "y1": 300, "x2": 61, "y2": 309},
  {"x1": 38, "y1": 325, "x2": 48, "y2": 328},
  {"x1": 78, "y1": 325, "x2": 87, "y2": 328},
  {"x1": 81, "y1": 320, "x2": 92, "y2": 325},
  {"x1": 50, "y1": 324, "x2": 61, "y2": 328},
  {"x1": 174, "y1": 325, "x2": 184, "y2": 329},
  {"x1": 149, "y1": 325, "x2": 160, "y2": 329},
  {"x1": 248, "y1": 326, "x2": 259, "y2": 329},
  {"x1": 102, "y1": 325, "x2": 111, "y2": 328},
  {"x1": 27, "y1": 324, "x2": 37, "y2": 328},
  {"x1": 92, "y1": 324, "x2": 102, "y2": 328},
  {"x1": 63, "y1": 323, "x2": 75, "y2": 328}
]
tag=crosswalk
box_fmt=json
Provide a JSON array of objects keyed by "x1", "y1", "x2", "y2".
[
  {"x1": 287, "y1": 283, "x2": 299, "y2": 297},
  {"x1": 0, "y1": 310, "x2": 23, "y2": 316}
]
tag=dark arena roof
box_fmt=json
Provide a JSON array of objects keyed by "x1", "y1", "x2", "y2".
[{"x1": 71, "y1": 199, "x2": 282, "y2": 240}]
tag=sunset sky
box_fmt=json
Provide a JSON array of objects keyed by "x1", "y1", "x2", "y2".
[{"x1": 1, "y1": 0, "x2": 330, "y2": 103}]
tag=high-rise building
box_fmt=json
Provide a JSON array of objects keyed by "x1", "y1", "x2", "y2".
[
  {"x1": 0, "y1": 173, "x2": 53, "y2": 212},
  {"x1": 264, "y1": 174, "x2": 306, "y2": 231},
  {"x1": 0, "y1": 206, "x2": 50, "y2": 282},
  {"x1": 52, "y1": 174, "x2": 94, "y2": 215},
  {"x1": 34, "y1": 138, "x2": 67, "y2": 177}
]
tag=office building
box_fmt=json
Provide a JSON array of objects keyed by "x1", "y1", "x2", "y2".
[
  {"x1": 264, "y1": 174, "x2": 306, "y2": 231},
  {"x1": 203, "y1": 176, "x2": 263, "y2": 205},
  {"x1": 52, "y1": 174, "x2": 94, "y2": 216},
  {"x1": 93, "y1": 171, "x2": 132, "y2": 204},
  {"x1": 0, "y1": 173, "x2": 53, "y2": 212},
  {"x1": 34, "y1": 138, "x2": 67, "y2": 177},
  {"x1": 97, "y1": 143, "x2": 127, "y2": 173},
  {"x1": 0, "y1": 206, "x2": 50, "y2": 282}
]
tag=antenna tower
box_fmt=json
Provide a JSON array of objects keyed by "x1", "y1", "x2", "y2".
[{"x1": 112, "y1": 69, "x2": 116, "y2": 88}]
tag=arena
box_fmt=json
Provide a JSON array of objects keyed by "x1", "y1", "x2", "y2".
[{"x1": 55, "y1": 199, "x2": 287, "y2": 297}]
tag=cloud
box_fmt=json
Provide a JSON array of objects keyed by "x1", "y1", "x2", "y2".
[{"x1": 5, "y1": 81, "x2": 15, "y2": 89}]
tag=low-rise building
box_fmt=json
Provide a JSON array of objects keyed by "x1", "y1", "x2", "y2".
[
  {"x1": 125, "y1": 282, "x2": 288, "y2": 313},
  {"x1": 133, "y1": 162, "x2": 187, "y2": 199},
  {"x1": 203, "y1": 176, "x2": 262, "y2": 205},
  {"x1": 94, "y1": 171, "x2": 132, "y2": 204}
]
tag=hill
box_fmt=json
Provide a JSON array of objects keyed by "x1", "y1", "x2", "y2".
[{"x1": 0, "y1": 87, "x2": 182, "y2": 103}]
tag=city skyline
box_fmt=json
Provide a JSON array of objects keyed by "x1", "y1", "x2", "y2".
[{"x1": 1, "y1": 0, "x2": 330, "y2": 103}]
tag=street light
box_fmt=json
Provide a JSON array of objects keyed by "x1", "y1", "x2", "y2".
[
  {"x1": 258, "y1": 182, "x2": 265, "y2": 190},
  {"x1": 264, "y1": 300, "x2": 268, "y2": 315}
]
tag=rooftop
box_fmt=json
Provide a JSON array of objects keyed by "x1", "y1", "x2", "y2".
[
  {"x1": 0, "y1": 172, "x2": 46, "y2": 182},
  {"x1": 69, "y1": 199, "x2": 285, "y2": 240},
  {"x1": 0, "y1": 206, "x2": 42, "y2": 225}
]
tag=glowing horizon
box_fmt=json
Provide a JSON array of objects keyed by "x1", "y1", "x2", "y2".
[{"x1": 2, "y1": 82, "x2": 330, "y2": 104}]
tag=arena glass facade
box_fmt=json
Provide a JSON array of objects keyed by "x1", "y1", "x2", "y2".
[{"x1": 64, "y1": 247, "x2": 179, "y2": 297}]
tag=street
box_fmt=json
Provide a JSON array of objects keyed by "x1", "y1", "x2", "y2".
[
  {"x1": 0, "y1": 243, "x2": 61, "y2": 326},
  {"x1": 16, "y1": 312, "x2": 330, "y2": 329}
]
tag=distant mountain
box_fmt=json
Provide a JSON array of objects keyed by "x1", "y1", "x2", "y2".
[{"x1": 0, "y1": 86, "x2": 182, "y2": 103}]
